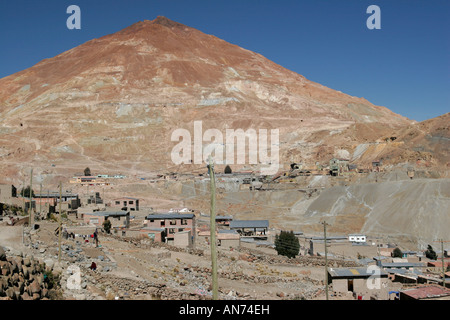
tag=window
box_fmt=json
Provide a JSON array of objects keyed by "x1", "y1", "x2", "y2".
[
  {"x1": 129, "y1": 200, "x2": 134, "y2": 204},
  {"x1": 181, "y1": 219, "x2": 188, "y2": 225},
  {"x1": 169, "y1": 228, "x2": 175, "y2": 234},
  {"x1": 115, "y1": 201, "x2": 120, "y2": 205},
  {"x1": 169, "y1": 219, "x2": 177, "y2": 225}
]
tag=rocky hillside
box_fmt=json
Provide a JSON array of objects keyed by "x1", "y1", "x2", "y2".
[{"x1": 0, "y1": 16, "x2": 414, "y2": 182}]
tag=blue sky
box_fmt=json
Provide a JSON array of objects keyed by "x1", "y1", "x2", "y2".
[{"x1": 0, "y1": 0, "x2": 448, "y2": 122}]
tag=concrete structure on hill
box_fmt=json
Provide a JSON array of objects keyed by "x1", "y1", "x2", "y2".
[
  {"x1": 348, "y1": 234, "x2": 367, "y2": 243},
  {"x1": 112, "y1": 197, "x2": 140, "y2": 211},
  {"x1": 83, "y1": 211, "x2": 130, "y2": 228},
  {"x1": 145, "y1": 213, "x2": 196, "y2": 245},
  {"x1": 328, "y1": 267, "x2": 389, "y2": 299}
]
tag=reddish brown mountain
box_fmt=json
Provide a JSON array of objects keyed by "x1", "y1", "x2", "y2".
[{"x1": 0, "y1": 16, "x2": 420, "y2": 181}]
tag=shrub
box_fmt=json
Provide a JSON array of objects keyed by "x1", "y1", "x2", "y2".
[
  {"x1": 425, "y1": 245, "x2": 438, "y2": 260},
  {"x1": 103, "y1": 219, "x2": 112, "y2": 233},
  {"x1": 392, "y1": 247, "x2": 403, "y2": 258},
  {"x1": 275, "y1": 230, "x2": 300, "y2": 258}
]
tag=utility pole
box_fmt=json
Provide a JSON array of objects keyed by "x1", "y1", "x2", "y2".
[
  {"x1": 208, "y1": 156, "x2": 218, "y2": 300},
  {"x1": 441, "y1": 239, "x2": 446, "y2": 288},
  {"x1": 321, "y1": 220, "x2": 330, "y2": 300},
  {"x1": 433, "y1": 239, "x2": 449, "y2": 288},
  {"x1": 39, "y1": 183, "x2": 42, "y2": 219},
  {"x1": 29, "y1": 168, "x2": 33, "y2": 228},
  {"x1": 22, "y1": 177, "x2": 25, "y2": 215},
  {"x1": 58, "y1": 182, "x2": 62, "y2": 263}
]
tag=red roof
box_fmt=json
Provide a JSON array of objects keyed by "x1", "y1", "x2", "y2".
[{"x1": 402, "y1": 285, "x2": 450, "y2": 300}]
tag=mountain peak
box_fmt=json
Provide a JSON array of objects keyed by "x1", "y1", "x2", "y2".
[{"x1": 150, "y1": 16, "x2": 185, "y2": 28}]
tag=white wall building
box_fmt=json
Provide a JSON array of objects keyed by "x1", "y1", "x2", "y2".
[{"x1": 349, "y1": 234, "x2": 367, "y2": 243}]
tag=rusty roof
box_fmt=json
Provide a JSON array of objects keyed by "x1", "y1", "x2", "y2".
[{"x1": 401, "y1": 285, "x2": 450, "y2": 300}]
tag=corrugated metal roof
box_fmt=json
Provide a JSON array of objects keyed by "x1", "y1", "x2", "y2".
[
  {"x1": 401, "y1": 285, "x2": 450, "y2": 300},
  {"x1": 85, "y1": 211, "x2": 129, "y2": 217},
  {"x1": 381, "y1": 262, "x2": 426, "y2": 268},
  {"x1": 146, "y1": 213, "x2": 195, "y2": 220},
  {"x1": 328, "y1": 267, "x2": 388, "y2": 278},
  {"x1": 216, "y1": 215, "x2": 233, "y2": 220},
  {"x1": 229, "y1": 220, "x2": 269, "y2": 229}
]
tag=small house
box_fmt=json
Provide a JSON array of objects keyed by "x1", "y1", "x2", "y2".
[
  {"x1": 83, "y1": 211, "x2": 130, "y2": 228},
  {"x1": 215, "y1": 215, "x2": 233, "y2": 227},
  {"x1": 328, "y1": 267, "x2": 389, "y2": 298},
  {"x1": 218, "y1": 230, "x2": 240, "y2": 248},
  {"x1": 145, "y1": 213, "x2": 196, "y2": 245},
  {"x1": 348, "y1": 234, "x2": 367, "y2": 243},
  {"x1": 112, "y1": 197, "x2": 140, "y2": 211}
]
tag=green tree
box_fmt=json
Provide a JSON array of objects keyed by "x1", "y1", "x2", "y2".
[
  {"x1": 275, "y1": 230, "x2": 300, "y2": 258},
  {"x1": 425, "y1": 245, "x2": 438, "y2": 260},
  {"x1": 20, "y1": 186, "x2": 35, "y2": 198},
  {"x1": 392, "y1": 247, "x2": 403, "y2": 258},
  {"x1": 84, "y1": 167, "x2": 91, "y2": 176},
  {"x1": 103, "y1": 219, "x2": 111, "y2": 234}
]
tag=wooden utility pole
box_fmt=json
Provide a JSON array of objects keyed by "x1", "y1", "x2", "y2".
[
  {"x1": 29, "y1": 168, "x2": 33, "y2": 228},
  {"x1": 433, "y1": 239, "x2": 449, "y2": 288},
  {"x1": 58, "y1": 182, "x2": 62, "y2": 263},
  {"x1": 321, "y1": 220, "x2": 330, "y2": 300},
  {"x1": 39, "y1": 183, "x2": 42, "y2": 219},
  {"x1": 441, "y1": 240, "x2": 446, "y2": 288},
  {"x1": 208, "y1": 156, "x2": 218, "y2": 300}
]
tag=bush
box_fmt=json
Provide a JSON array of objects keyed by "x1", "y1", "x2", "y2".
[
  {"x1": 103, "y1": 219, "x2": 111, "y2": 233},
  {"x1": 20, "y1": 186, "x2": 35, "y2": 198},
  {"x1": 392, "y1": 247, "x2": 403, "y2": 258},
  {"x1": 425, "y1": 245, "x2": 438, "y2": 260},
  {"x1": 275, "y1": 230, "x2": 300, "y2": 258}
]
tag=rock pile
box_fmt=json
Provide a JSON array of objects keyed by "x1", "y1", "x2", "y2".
[{"x1": 0, "y1": 246, "x2": 62, "y2": 300}]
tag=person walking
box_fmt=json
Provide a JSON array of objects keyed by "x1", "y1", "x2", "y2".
[{"x1": 93, "y1": 228, "x2": 99, "y2": 247}]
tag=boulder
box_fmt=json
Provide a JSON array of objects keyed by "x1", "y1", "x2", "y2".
[{"x1": 28, "y1": 279, "x2": 41, "y2": 295}]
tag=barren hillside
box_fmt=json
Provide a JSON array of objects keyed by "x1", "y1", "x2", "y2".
[{"x1": 0, "y1": 16, "x2": 415, "y2": 184}]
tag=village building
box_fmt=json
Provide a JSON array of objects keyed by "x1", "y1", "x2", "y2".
[
  {"x1": 328, "y1": 267, "x2": 389, "y2": 299},
  {"x1": 399, "y1": 285, "x2": 450, "y2": 300},
  {"x1": 145, "y1": 213, "x2": 196, "y2": 245},
  {"x1": 70, "y1": 176, "x2": 109, "y2": 186},
  {"x1": 168, "y1": 207, "x2": 194, "y2": 213},
  {"x1": 217, "y1": 230, "x2": 240, "y2": 248},
  {"x1": 111, "y1": 197, "x2": 140, "y2": 211},
  {"x1": 0, "y1": 184, "x2": 21, "y2": 215},
  {"x1": 348, "y1": 234, "x2": 367, "y2": 244},
  {"x1": 329, "y1": 158, "x2": 349, "y2": 176},
  {"x1": 229, "y1": 220, "x2": 269, "y2": 239},
  {"x1": 215, "y1": 215, "x2": 233, "y2": 227},
  {"x1": 379, "y1": 261, "x2": 426, "y2": 270},
  {"x1": 82, "y1": 211, "x2": 130, "y2": 229},
  {"x1": 137, "y1": 227, "x2": 165, "y2": 242},
  {"x1": 0, "y1": 184, "x2": 17, "y2": 204}
]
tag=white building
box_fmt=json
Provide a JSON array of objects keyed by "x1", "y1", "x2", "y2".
[{"x1": 349, "y1": 234, "x2": 367, "y2": 243}]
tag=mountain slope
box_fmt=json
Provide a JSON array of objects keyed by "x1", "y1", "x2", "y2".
[{"x1": 0, "y1": 16, "x2": 415, "y2": 180}]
